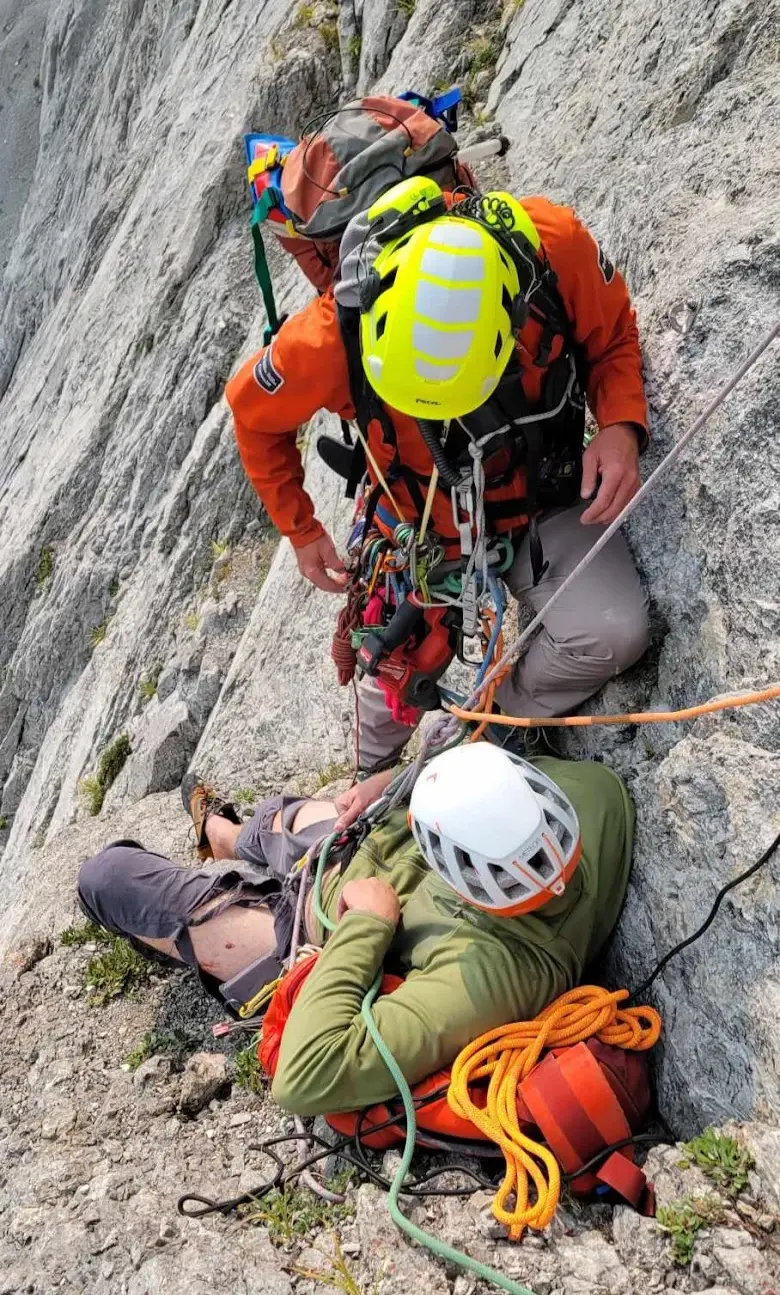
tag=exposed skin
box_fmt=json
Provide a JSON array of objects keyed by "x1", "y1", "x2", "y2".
[
  {"x1": 580, "y1": 422, "x2": 642, "y2": 525},
  {"x1": 134, "y1": 769, "x2": 395, "y2": 978},
  {"x1": 294, "y1": 531, "x2": 347, "y2": 593}
]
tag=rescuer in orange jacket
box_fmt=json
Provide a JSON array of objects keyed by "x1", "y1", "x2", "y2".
[{"x1": 226, "y1": 192, "x2": 650, "y2": 782}]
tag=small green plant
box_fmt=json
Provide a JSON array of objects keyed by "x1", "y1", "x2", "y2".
[
  {"x1": 681, "y1": 1128, "x2": 754, "y2": 1197},
  {"x1": 98, "y1": 734, "x2": 131, "y2": 788},
  {"x1": 108, "y1": 577, "x2": 120, "y2": 598},
  {"x1": 125, "y1": 1032, "x2": 156, "y2": 1070},
  {"x1": 125, "y1": 1027, "x2": 200, "y2": 1070},
  {"x1": 656, "y1": 1195, "x2": 725, "y2": 1266},
  {"x1": 210, "y1": 537, "x2": 230, "y2": 559},
  {"x1": 466, "y1": 31, "x2": 500, "y2": 74},
  {"x1": 79, "y1": 734, "x2": 132, "y2": 815},
  {"x1": 61, "y1": 920, "x2": 106, "y2": 948},
  {"x1": 348, "y1": 33, "x2": 362, "y2": 63},
  {"x1": 62, "y1": 920, "x2": 154, "y2": 1003},
  {"x1": 294, "y1": 1231, "x2": 366, "y2": 1294},
  {"x1": 234, "y1": 1036, "x2": 264, "y2": 1094},
  {"x1": 183, "y1": 610, "x2": 200, "y2": 632},
  {"x1": 396, "y1": 0, "x2": 416, "y2": 14},
  {"x1": 295, "y1": 0, "x2": 315, "y2": 25},
  {"x1": 269, "y1": 33, "x2": 285, "y2": 61},
  {"x1": 318, "y1": 20, "x2": 339, "y2": 52},
  {"x1": 85, "y1": 934, "x2": 153, "y2": 1005},
  {"x1": 78, "y1": 774, "x2": 106, "y2": 816},
  {"x1": 243, "y1": 1178, "x2": 354, "y2": 1244},
  {"x1": 36, "y1": 546, "x2": 54, "y2": 586},
  {"x1": 0, "y1": 816, "x2": 7, "y2": 831},
  {"x1": 139, "y1": 663, "x2": 162, "y2": 701},
  {"x1": 472, "y1": 105, "x2": 492, "y2": 126},
  {"x1": 90, "y1": 618, "x2": 111, "y2": 648},
  {"x1": 312, "y1": 760, "x2": 352, "y2": 791},
  {"x1": 233, "y1": 786, "x2": 259, "y2": 808},
  {"x1": 507, "y1": 0, "x2": 526, "y2": 12}
]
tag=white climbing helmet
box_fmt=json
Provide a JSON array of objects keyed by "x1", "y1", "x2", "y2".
[{"x1": 409, "y1": 743, "x2": 581, "y2": 916}]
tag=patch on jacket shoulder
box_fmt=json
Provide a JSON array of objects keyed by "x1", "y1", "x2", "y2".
[
  {"x1": 253, "y1": 346, "x2": 284, "y2": 395},
  {"x1": 597, "y1": 243, "x2": 615, "y2": 284}
]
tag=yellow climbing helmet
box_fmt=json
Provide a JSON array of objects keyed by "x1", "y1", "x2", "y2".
[{"x1": 359, "y1": 182, "x2": 525, "y2": 420}]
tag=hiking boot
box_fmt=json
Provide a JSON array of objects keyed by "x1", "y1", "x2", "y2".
[{"x1": 181, "y1": 772, "x2": 241, "y2": 861}]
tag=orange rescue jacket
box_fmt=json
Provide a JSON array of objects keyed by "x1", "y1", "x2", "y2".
[{"x1": 226, "y1": 196, "x2": 647, "y2": 550}]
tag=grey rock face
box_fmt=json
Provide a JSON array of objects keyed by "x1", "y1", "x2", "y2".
[
  {"x1": 178, "y1": 1051, "x2": 229, "y2": 1115},
  {"x1": 0, "y1": 0, "x2": 345, "y2": 925}
]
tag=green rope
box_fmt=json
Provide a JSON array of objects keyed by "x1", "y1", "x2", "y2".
[
  {"x1": 313, "y1": 833, "x2": 534, "y2": 1295},
  {"x1": 250, "y1": 210, "x2": 281, "y2": 343}
]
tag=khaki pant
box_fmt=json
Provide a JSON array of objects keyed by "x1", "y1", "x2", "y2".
[{"x1": 356, "y1": 503, "x2": 650, "y2": 772}]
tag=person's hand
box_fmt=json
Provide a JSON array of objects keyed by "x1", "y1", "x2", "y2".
[
  {"x1": 580, "y1": 423, "x2": 641, "y2": 525},
  {"x1": 336, "y1": 877, "x2": 400, "y2": 925},
  {"x1": 333, "y1": 769, "x2": 395, "y2": 830},
  {"x1": 295, "y1": 532, "x2": 348, "y2": 593}
]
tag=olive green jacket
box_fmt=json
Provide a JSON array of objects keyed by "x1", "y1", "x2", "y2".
[{"x1": 272, "y1": 757, "x2": 633, "y2": 1116}]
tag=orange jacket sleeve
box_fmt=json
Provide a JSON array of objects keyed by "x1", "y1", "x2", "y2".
[
  {"x1": 226, "y1": 291, "x2": 352, "y2": 548},
  {"x1": 526, "y1": 198, "x2": 648, "y2": 442}
]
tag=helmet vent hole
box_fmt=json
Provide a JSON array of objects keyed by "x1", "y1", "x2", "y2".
[
  {"x1": 461, "y1": 865, "x2": 491, "y2": 904},
  {"x1": 528, "y1": 850, "x2": 555, "y2": 880},
  {"x1": 426, "y1": 829, "x2": 446, "y2": 867},
  {"x1": 376, "y1": 312, "x2": 387, "y2": 339},
  {"x1": 494, "y1": 331, "x2": 503, "y2": 359},
  {"x1": 489, "y1": 863, "x2": 530, "y2": 897},
  {"x1": 380, "y1": 265, "x2": 398, "y2": 292},
  {"x1": 542, "y1": 807, "x2": 574, "y2": 853},
  {"x1": 499, "y1": 249, "x2": 513, "y2": 274},
  {"x1": 501, "y1": 284, "x2": 513, "y2": 318}
]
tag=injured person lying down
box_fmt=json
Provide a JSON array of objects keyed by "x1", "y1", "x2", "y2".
[{"x1": 77, "y1": 742, "x2": 635, "y2": 1117}]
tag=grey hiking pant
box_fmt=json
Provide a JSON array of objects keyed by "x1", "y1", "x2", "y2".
[{"x1": 356, "y1": 502, "x2": 650, "y2": 772}]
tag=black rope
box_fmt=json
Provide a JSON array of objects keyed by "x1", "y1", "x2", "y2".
[
  {"x1": 561, "y1": 1133, "x2": 672, "y2": 1182},
  {"x1": 177, "y1": 1090, "x2": 495, "y2": 1219},
  {"x1": 628, "y1": 828, "x2": 780, "y2": 1002}
]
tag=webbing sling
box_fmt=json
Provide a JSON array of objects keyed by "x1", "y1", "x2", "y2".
[{"x1": 250, "y1": 209, "x2": 284, "y2": 344}]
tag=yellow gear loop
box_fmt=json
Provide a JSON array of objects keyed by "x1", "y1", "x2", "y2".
[{"x1": 447, "y1": 985, "x2": 662, "y2": 1240}]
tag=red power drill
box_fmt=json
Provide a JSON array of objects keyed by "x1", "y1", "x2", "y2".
[{"x1": 355, "y1": 596, "x2": 457, "y2": 711}]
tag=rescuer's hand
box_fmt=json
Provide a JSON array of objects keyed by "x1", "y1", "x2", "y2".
[
  {"x1": 580, "y1": 422, "x2": 642, "y2": 525},
  {"x1": 295, "y1": 532, "x2": 348, "y2": 593},
  {"x1": 333, "y1": 769, "x2": 395, "y2": 831}
]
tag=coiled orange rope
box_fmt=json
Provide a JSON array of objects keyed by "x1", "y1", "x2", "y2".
[{"x1": 447, "y1": 986, "x2": 662, "y2": 1239}]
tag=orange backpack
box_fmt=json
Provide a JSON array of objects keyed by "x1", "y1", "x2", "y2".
[{"x1": 259, "y1": 955, "x2": 656, "y2": 1214}]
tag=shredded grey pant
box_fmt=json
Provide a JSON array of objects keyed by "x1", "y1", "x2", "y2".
[{"x1": 356, "y1": 503, "x2": 650, "y2": 771}]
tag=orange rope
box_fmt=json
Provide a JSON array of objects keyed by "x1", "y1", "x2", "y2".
[
  {"x1": 469, "y1": 611, "x2": 503, "y2": 742},
  {"x1": 447, "y1": 986, "x2": 661, "y2": 1239},
  {"x1": 448, "y1": 684, "x2": 780, "y2": 730}
]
